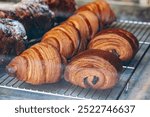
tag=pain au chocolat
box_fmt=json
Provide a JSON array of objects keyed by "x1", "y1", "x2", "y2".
[
  {"x1": 88, "y1": 29, "x2": 139, "y2": 61},
  {"x1": 6, "y1": 42, "x2": 62, "y2": 85},
  {"x1": 64, "y1": 49, "x2": 123, "y2": 90}
]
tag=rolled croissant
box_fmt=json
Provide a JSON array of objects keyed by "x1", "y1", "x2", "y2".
[
  {"x1": 6, "y1": 42, "x2": 62, "y2": 85},
  {"x1": 64, "y1": 49, "x2": 123, "y2": 89},
  {"x1": 88, "y1": 29, "x2": 139, "y2": 61}
]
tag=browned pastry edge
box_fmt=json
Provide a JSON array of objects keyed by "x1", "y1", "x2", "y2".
[
  {"x1": 76, "y1": 2, "x2": 103, "y2": 29},
  {"x1": 71, "y1": 49, "x2": 123, "y2": 73},
  {"x1": 64, "y1": 49, "x2": 123, "y2": 89},
  {"x1": 96, "y1": 29, "x2": 139, "y2": 56},
  {"x1": 6, "y1": 42, "x2": 63, "y2": 85}
]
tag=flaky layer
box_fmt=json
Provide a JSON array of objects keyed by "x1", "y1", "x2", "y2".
[{"x1": 64, "y1": 49, "x2": 122, "y2": 90}]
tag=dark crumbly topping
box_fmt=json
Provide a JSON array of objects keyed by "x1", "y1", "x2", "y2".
[{"x1": 0, "y1": 18, "x2": 27, "y2": 41}]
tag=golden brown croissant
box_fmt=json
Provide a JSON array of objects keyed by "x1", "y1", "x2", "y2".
[
  {"x1": 64, "y1": 11, "x2": 99, "y2": 53},
  {"x1": 6, "y1": 42, "x2": 62, "y2": 85},
  {"x1": 64, "y1": 49, "x2": 123, "y2": 89},
  {"x1": 88, "y1": 29, "x2": 139, "y2": 61}
]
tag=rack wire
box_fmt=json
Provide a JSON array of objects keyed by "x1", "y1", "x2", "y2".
[{"x1": 0, "y1": 20, "x2": 150, "y2": 100}]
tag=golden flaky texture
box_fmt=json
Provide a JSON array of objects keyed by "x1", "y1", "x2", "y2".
[
  {"x1": 42, "y1": 23, "x2": 80, "y2": 59},
  {"x1": 88, "y1": 29, "x2": 139, "y2": 61},
  {"x1": 42, "y1": 10, "x2": 99, "y2": 58},
  {"x1": 6, "y1": 42, "x2": 62, "y2": 85},
  {"x1": 64, "y1": 49, "x2": 123, "y2": 90},
  {"x1": 76, "y1": 0, "x2": 116, "y2": 28},
  {"x1": 6, "y1": 0, "x2": 116, "y2": 85}
]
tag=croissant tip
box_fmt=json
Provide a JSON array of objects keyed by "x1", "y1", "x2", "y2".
[{"x1": 6, "y1": 65, "x2": 17, "y2": 77}]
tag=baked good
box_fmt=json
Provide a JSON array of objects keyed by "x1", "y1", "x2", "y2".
[
  {"x1": 0, "y1": 0, "x2": 54, "y2": 39},
  {"x1": 76, "y1": 0, "x2": 116, "y2": 28},
  {"x1": 0, "y1": 0, "x2": 76, "y2": 39},
  {"x1": 64, "y1": 49, "x2": 123, "y2": 90},
  {"x1": 6, "y1": 42, "x2": 62, "y2": 85},
  {"x1": 76, "y1": 11, "x2": 99, "y2": 39},
  {"x1": 88, "y1": 29, "x2": 139, "y2": 61},
  {"x1": 6, "y1": 0, "x2": 116, "y2": 85},
  {"x1": 42, "y1": 28, "x2": 74, "y2": 59},
  {"x1": 0, "y1": 18, "x2": 27, "y2": 65},
  {"x1": 42, "y1": 23, "x2": 80, "y2": 58},
  {"x1": 42, "y1": 10, "x2": 99, "y2": 59}
]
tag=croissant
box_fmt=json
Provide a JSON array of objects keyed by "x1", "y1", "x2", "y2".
[
  {"x1": 42, "y1": 10, "x2": 99, "y2": 58},
  {"x1": 6, "y1": 42, "x2": 62, "y2": 85},
  {"x1": 76, "y1": 0, "x2": 116, "y2": 27},
  {"x1": 88, "y1": 29, "x2": 139, "y2": 61},
  {"x1": 64, "y1": 49, "x2": 123, "y2": 89}
]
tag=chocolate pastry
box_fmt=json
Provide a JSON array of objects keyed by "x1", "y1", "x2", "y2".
[
  {"x1": 0, "y1": 18, "x2": 27, "y2": 65},
  {"x1": 76, "y1": 0, "x2": 116, "y2": 28},
  {"x1": 0, "y1": 0, "x2": 76, "y2": 39},
  {"x1": 88, "y1": 29, "x2": 139, "y2": 61},
  {"x1": 0, "y1": 0, "x2": 54, "y2": 39},
  {"x1": 6, "y1": 42, "x2": 62, "y2": 85},
  {"x1": 64, "y1": 49, "x2": 123, "y2": 90}
]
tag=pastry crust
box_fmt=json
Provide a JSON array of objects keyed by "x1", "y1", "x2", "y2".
[
  {"x1": 6, "y1": 43, "x2": 62, "y2": 85},
  {"x1": 88, "y1": 29, "x2": 139, "y2": 61},
  {"x1": 64, "y1": 49, "x2": 122, "y2": 89},
  {"x1": 76, "y1": 0, "x2": 116, "y2": 28}
]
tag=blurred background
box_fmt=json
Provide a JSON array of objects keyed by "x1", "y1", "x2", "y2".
[{"x1": 0, "y1": 0, "x2": 150, "y2": 22}]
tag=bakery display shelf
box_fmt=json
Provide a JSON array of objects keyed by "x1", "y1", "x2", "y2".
[{"x1": 0, "y1": 20, "x2": 150, "y2": 100}]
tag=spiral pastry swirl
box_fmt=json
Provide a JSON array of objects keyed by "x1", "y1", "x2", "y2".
[
  {"x1": 88, "y1": 29, "x2": 139, "y2": 61},
  {"x1": 64, "y1": 49, "x2": 122, "y2": 89}
]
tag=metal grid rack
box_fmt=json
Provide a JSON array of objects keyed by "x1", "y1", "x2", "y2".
[{"x1": 0, "y1": 20, "x2": 150, "y2": 100}]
